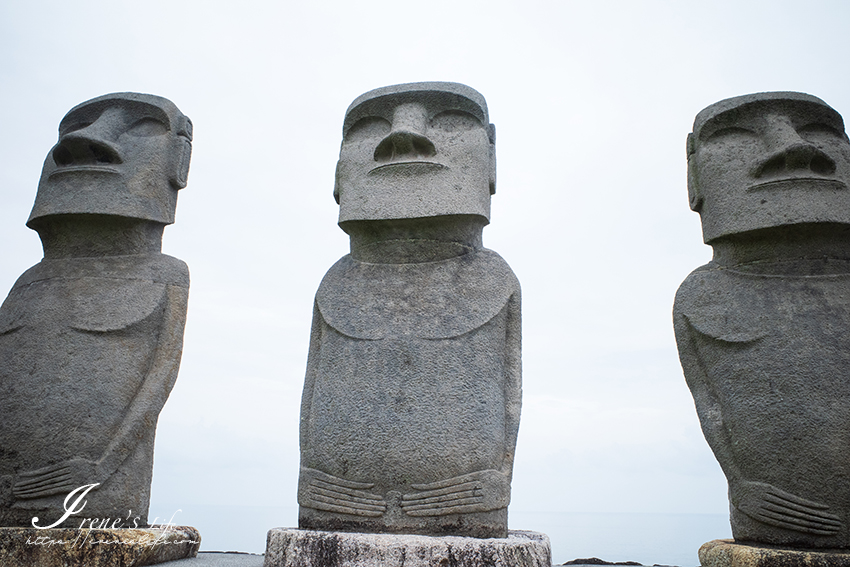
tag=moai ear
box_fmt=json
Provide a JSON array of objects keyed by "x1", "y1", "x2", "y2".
[
  {"x1": 686, "y1": 133, "x2": 702, "y2": 212},
  {"x1": 334, "y1": 161, "x2": 342, "y2": 204},
  {"x1": 172, "y1": 139, "x2": 192, "y2": 189},
  {"x1": 171, "y1": 117, "x2": 193, "y2": 190},
  {"x1": 488, "y1": 123, "x2": 496, "y2": 195}
]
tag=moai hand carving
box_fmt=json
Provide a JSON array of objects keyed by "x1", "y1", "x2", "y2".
[
  {"x1": 675, "y1": 92, "x2": 850, "y2": 548},
  {"x1": 298, "y1": 82, "x2": 521, "y2": 538},
  {"x1": 0, "y1": 93, "x2": 192, "y2": 527}
]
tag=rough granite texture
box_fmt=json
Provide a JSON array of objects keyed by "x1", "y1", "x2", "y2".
[
  {"x1": 0, "y1": 93, "x2": 193, "y2": 527},
  {"x1": 0, "y1": 526, "x2": 200, "y2": 566},
  {"x1": 264, "y1": 528, "x2": 551, "y2": 567},
  {"x1": 675, "y1": 92, "x2": 850, "y2": 548},
  {"x1": 297, "y1": 82, "x2": 521, "y2": 538},
  {"x1": 700, "y1": 539, "x2": 850, "y2": 567}
]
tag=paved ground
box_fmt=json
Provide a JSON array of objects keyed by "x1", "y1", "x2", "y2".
[{"x1": 161, "y1": 551, "x2": 265, "y2": 566}]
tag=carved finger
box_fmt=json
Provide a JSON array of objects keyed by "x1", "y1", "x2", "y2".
[
  {"x1": 310, "y1": 470, "x2": 375, "y2": 490},
  {"x1": 309, "y1": 486, "x2": 386, "y2": 508},
  {"x1": 401, "y1": 489, "x2": 478, "y2": 507},
  {"x1": 306, "y1": 499, "x2": 385, "y2": 517},
  {"x1": 763, "y1": 493, "x2": 841, "y2": 519},
  {"x1": 757, "y1": 509, "x2": 841, "y2": 535},
  {"x1": 302, "y1": 496, "x2": 385, "y2": 516},
  {"x1": 762, "y1": 501, "x2": 843, "y2": 527},
  {"x1": 405, "y1": 481, "x2": 479, "y2": 499},
  {"x1": 405, "y1": 502, "x2": 485, "y2": 517},
  {"x1": 765, "y1": 489, "x2": 833, "y2": 510},
  {"x1": 15, "y1": 472, "x2": 72, "y2": 490},
  {"x1": 309, "y1": 492, "x2": 386, "y2": 513},
  {"x1": 312, "y1": 479, "x2": 384, "y2": 502},
  {"x1": 15, "y1": 466, "x2": 71, "y2": 485},
  {"x1": 409, "y1": 474, "x2": 476, "y2": 491},
  {"x1": 401, "y1": 496, "x2": 482, "y2": 513},
  {"x1": 14, "y1": 479, "x2": 75, "y2": 499}
]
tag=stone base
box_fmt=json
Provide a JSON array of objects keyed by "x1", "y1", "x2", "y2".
[
  {"x1": 0, "y1": 525, "x2": 200, "y2": 567},
  {"x1": 700, "y1": 539, "x2": 850, "y2": 567},
  {"x1": 264, "y1": 527, "x2": 551, "y2": 567}
]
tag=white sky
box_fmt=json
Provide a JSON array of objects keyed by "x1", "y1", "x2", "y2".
[{"x1": 2, "y1": 0, "x2": 849, "y2": 564}]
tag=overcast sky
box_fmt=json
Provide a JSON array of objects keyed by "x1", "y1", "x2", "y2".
[{"x1": 3, "y1": 1, "x2": 850, "y2": 564}]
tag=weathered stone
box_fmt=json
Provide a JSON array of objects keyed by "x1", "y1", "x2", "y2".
[
  {"x1": 699, "y1": 539, "x2": 850, "y2": 567},
  {"x1": 264, "y1": 528, "x2": 551, "y2": 567},
  {"x1": 297, "y1": 82, "x2": 521, "y2": 538},
  {"x1": 675, "y1": 92, "x2": 850, "y2": 548},
  {"x1": 0, "y1": 93, "x2": 193, "y2": 527},
  {"x1": 0, "y1": 525, "x2": 200, "y2": 566}
]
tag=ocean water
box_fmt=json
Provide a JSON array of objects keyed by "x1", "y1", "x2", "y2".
[
  {"x1": 509, "y1": 510, "x2": 731, "y2": 567},
  {"x1": 162, "y1": 504, "x2": 730, "y2": 566}
]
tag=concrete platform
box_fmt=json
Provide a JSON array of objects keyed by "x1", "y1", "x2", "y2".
[
  {"x1": 700, "y1": 539, "x2": 850, "y2": 567},
  {"x1": 0, "y1": 525, "x2": 200, "y2": 567},
  {"x1": 265, "y1": 527, "x2": 552, "y2": 567}
]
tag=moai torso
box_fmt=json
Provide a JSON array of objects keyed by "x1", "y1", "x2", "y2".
[
  {"x1": 0, "y1": 93, "x2": 193, "y2": 527},
  {"x1": 674, "y1": 92, "x2": 850, "y2": 548},
  {"x1": 298, "y1": 83, "x2": 521, "y2": 538}
]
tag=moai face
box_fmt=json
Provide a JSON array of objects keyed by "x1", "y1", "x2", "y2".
[
  {"x1": 688, "y1": 92, "x2": 850, "y2": 243},
  {"x1": 334, "y1": 82, "x2": 496, "y2": 226},
  {"x1": 28, "y1": 93, "x2": 193, "y2": 228}
]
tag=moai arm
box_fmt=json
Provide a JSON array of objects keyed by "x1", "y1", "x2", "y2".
[
  {"x1": 675, "y1": 309, "x2": 841, "y2": 535},
  {"x1": 298, "y1": 303, "x2": 387, "y2": 517},
  {"x1": 401, "y1": 291, "x2": 521, "y2": 517},
  {"x1": 13, "y1": 283, "x2": 189, "y2": 500}
]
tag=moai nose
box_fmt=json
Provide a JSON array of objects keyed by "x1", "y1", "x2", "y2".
[
  {"x1": 755, "y1": 117, "x2": 836, "y2": 178},
  {"x1": 373, "y1": 103, "x2": 437, "y2": 162},
  {"x1": 373, "y1": 131, "x2": 437, "y2": 162},
  {"x1": 52, "y1": 110, "x2": 123, "y2": 167},
  {"x1": 755, "y1": 142, "x2": 836, "y2": 178}
]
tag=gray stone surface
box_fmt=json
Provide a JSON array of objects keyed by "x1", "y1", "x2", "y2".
[
  {"x1": 163, "y1": 551, "x2": 264, "y2": 566},
  {"x1": 0, "y1": 93, "x2": 192, "y2": 528},
  {"x1": 699, "y1": 539, "x2": 850, "y2": 567},
  {"x1": 0, "y1": 525, "x2": 200, "y2": 566},
  {"x1": 264, "y1": 528, "x2": 551, "y2": 567},
  {"x1": 675, "y1": 92, "x2": 850, "y2": 548},
  {"x1": 298, "y1": 82, "x2": 521, "y2": 538}
]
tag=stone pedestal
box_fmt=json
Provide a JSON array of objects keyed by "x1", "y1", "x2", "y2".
[
  {"x1": 264, "y1": 528, "x2": 551, "y2": 567},
  {"x1": 0, "y1": 525, "x2": 200, "y2": 567},
  {"x1": 700, "y1": 539, "x2": 850, "y2": 567}
]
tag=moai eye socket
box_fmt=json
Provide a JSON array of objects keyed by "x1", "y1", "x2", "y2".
[
  {"x1": 127, "y1": 117, "x2": 168, "y2": 137},
  {"x1": 60, "y1": 121, "x2": 93, "y2": 136},
  {"x1": 706, "y1": 127, "x2": 758, "y2": 143},
  {"x1": 345, "y1": 117, "x2": 391, "y2": 142},
  {"x1": 798, "y1": 122, "x2": 847, "y2": 144},
  {"x1": 430, "y1": 110, "x2": 481, "y2": 134}
]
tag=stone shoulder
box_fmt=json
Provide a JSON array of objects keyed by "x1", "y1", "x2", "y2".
[
  {"x1": 11, "y1": 253, "x2": 190, "y2": 290},
  {"x1": 674, "y1": 264, "x2": 769, "y2": 344},
  {"x1": 316, "y1": 248, "x2": 519, "y2": 340}
]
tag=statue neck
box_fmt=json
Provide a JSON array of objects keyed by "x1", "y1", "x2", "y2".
[
  {"x1": 710, "y1": 223, "x2": 850, "y2": 275},
  {"x1": 32, "y1": 215, "x2": 164, "y2": 259},
  {"x1": 342, "y1": 215, "x2": 486, "y2": 264}
]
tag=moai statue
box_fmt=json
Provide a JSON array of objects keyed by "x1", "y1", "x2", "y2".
[
  {"x1": 0, "y1": 93, "x2": 192, "y2": 527},
  {"x1": 675, "y1": 92, "x2": 850, "y2": 549},
  {"x1": 298, "y1": 82, "x2": 521, "y2": 538}
]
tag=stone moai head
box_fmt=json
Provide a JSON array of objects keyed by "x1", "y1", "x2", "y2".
[
  {"x1": 687, "y1": 92, "x2": 850, "y2": 243},
  {"x1": 28, "y1": 92, "x2": 193, "y2": 229},
  {"x1": 334, "y1": 82, "x2": 496, "y2": 229}
]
